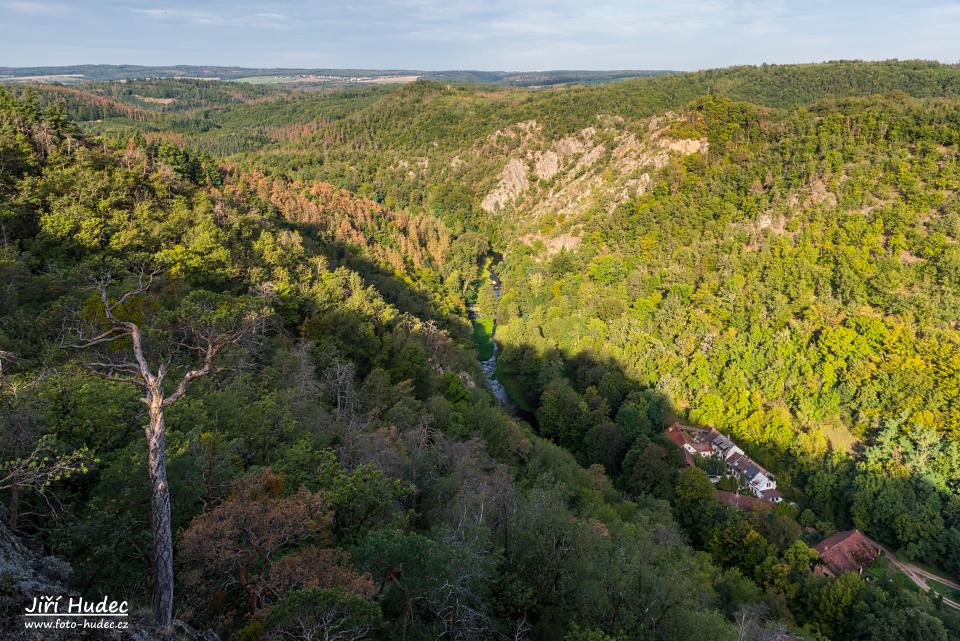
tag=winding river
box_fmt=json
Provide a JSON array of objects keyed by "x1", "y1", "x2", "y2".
[{"x1": 470, "y1": 258, "x2": 517, "y2": 414}]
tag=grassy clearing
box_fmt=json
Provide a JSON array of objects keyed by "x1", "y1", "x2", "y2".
[
  {"x1": 929, "y1": 580, "x2": 960, "y2": 601},
  {"x1": 867, "y1": 558, "x2": 919, "y2": 592},
  {"x1": 821, "y1": 421, "x2": 857, "y2": 454},
  {"x1": 472, "y1": 317, "x2": 495, "y2": 360}
]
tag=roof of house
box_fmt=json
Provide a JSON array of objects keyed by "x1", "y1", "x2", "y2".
[
  {"x1": 814, "y1": 529, "x2": 881, "y2": 576},
  {"x1": 664, "y1": 424, "x2": 696, "y2": 466},
  {"x1": 665, "y1": 425, "x2": 688, "y2": 447},
  {"x1": 713, "y1": 434, "x2": 733, "y2": 449},
  {"x1": 759, "y1": 488, "x2": 782, "y2": 501},
  {"x1": 666, "y1": 424, "x2": 778, "y2": 484},
  {"x1": 730, "y1": 456, "x2": 751, "y2": 473},
  {"x1": 714, "y1": 491, "x2": 771, "y2": 511},
  {"x1": 729, "y1": 454, "x2": 773, "y2": 481}
]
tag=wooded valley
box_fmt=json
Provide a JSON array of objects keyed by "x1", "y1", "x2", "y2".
[{"x1": 2, "y1": 60, "x2": 960, "y2": 641}]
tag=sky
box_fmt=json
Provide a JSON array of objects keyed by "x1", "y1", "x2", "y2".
[{"x1": 2, "y1": 0, "x2": 960, "y2": 71}]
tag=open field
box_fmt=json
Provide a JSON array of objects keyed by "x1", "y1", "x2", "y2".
[
  {"x1": 229, "y1": 75, "x2": 299, "y2": 84},
  {"x1": 133, "y1": 94, "x2": 176, "y2": 104},
  {"x1": 364, "y1": 75, "x2": 420, "y2": 83},
  {"x1": 0, "y1": 73, "x2": 85, "y2": 83},
  {"x1": 880, "y1": 544, "x2": 960, "y2": 612},
  {"x1": 930, "y1": 580, "x2": 960, "y2": 602},
  {"x1": 230, "y1": 73, "x2": 420, "y2": 85}
]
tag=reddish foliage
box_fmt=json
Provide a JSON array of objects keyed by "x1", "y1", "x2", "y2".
[
  {"x1": 179, "y1": 469, "x2": 373, "y2": 619},
  {"x1": 220, "y1": 169, "x2": 451, "y2": 274}
]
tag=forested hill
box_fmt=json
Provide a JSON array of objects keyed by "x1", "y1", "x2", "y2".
[
  {"x1": 0, "y1": 83, "x2": 745, "y2": 641},
  {"x1": 3, "y1": 60, "x2": 960, "y2": 641}
]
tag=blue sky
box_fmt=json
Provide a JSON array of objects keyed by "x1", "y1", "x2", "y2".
[{"x1": 2, "y1": 1, "x2": 960, "y2": 71}]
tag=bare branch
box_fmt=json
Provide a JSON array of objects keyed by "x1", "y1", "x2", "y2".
[
  {"x1": 0, "y1": 351, "x2": 21, "y2": 381},
  {"x1": 71, "y1": 327, "x2": 130, "y2": 349},
  {"x1": 111, "y1": 266, "x2": 160, "y2": 311},
  {"x1": 162, "y1": 343, "x2": 216, "y2": 407},
  {"x1": 84, "y1": 274, "x2": 157, "y2": 385}
]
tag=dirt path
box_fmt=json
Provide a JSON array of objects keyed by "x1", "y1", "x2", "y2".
[{"x1": 879, "y1": 545, "x2": 960, "y2": 611}]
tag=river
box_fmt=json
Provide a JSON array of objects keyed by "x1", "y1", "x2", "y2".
[{"x1": 469, "y1": 258, "x2": 517, "y2": 414}]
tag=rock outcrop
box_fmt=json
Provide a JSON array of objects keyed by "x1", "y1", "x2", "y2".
[
  {"x1": 481, "y1": 158, "x2": 530, "y2": 212},
  {"x1": 0, "y1": 515, "x2": 218, "y2": 640},
  {"x1": 658, "y1": 137, "x2": 708, "y2": 155}
]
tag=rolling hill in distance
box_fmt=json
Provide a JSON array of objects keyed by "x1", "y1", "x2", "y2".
[
  {"x1": 0, "y1": 64, "x2": 671, "y2": 86},
  {"x1": 3, "y1": 59, "x2": 960, "y2": 641}
]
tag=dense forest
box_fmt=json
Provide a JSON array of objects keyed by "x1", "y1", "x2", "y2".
[{"x1": 3, "y1": 61, "x2": 960, "y2": 641}]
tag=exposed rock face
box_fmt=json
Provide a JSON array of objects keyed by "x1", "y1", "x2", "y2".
[
  {"x1": 481, "y1": 158, "x2": 529, "y2": 212},
  {"x1": 658, "y1": 137, "x2": 709, "y2": 155},
  {"x1": 0, "y1": 517, "x2": 218, "y2": 640},
  {"x1": 554, "y1": 131, "x2": 591, "y2": 157},
  {"x1": 533, "y1": 150, "x2": 559, "y2": 180},
  {"x1": 0, "y1": 515, "x2": 73, "y2": 638},
  {"x1": 805, "y1": 178, "x2": 837, "y2": 208},
  {"x1": 488, "y1": 119, "x2": 542, "y2": 144},
  {"x1": 573, "y1": 145, "x2": 606, "y2": 172},
  {"x1": 476, "y1": 114, "x2": 711, "y2": 258},
  {"x1": 519, "y1": 233, "x2": 582, "y2": 256}
]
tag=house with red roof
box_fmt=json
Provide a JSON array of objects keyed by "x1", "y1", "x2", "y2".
[
  {"x1": 715, "y1": 491, "x2": 772, "y2": 511},
  {"x1": 663, "y1": 423, "x2": 783, "y2": 504},
  {"x1": 813, "y1": 529, "x2": 882, "y2": 577},
  {"x1": 664, "y1": 423, "x2": 697, "y2": 467}
]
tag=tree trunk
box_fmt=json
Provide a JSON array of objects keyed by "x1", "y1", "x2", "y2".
[
  {"x1": 9, "y1": 482, "x2": 18, "y2": 530},
  {"x1": 9, "y1": 422, "x2": 22, "y2": 531},
  {"x1": 147, "y1": 401, "x2": 174, "y2": 628}
]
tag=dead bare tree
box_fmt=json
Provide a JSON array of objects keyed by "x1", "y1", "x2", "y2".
[
  {"x1": 322, "y1": 357, "x2": 384, "y2": 470},
  {"x1": 72, "y1": 269, "x2": 266, "y2": 629},
  {"x1": 323, "y1": 357, "x2": 358, "y2": 422},
  {"x1": 735, "y1": 603, "x2": 768, "y2": 641}
]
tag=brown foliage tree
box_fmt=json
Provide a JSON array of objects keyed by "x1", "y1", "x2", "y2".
[{"x1": 179, "y1": 470, "x2": 374, "y2": 623}]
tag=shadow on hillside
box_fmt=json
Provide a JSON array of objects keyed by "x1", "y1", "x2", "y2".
[
  {"x1": 494, "y1": 340, "x2": 680, "y2": 477},
  {"x1": 493, "y1": 333, "x2": 960, "y2": 584},
  {"x1": 276, "y1": 228, "x2": 684, "y2": 483},
  {"x1": 291, "y1": 221, "x2": 472, "y2": 335}
]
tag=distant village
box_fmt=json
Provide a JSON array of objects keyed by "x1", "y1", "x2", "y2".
[
  {"x1": 666, "y1": 423, "x2": 889, "y2": 579},
  {"x1": 665, "y1": 423, "x2": 782, "y2": 504}
]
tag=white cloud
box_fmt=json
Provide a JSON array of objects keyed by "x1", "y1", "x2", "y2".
[
  {"x1": 135, "y1": 8, "x2": 226, "y2": 25},
  {"x1": 4, "y1": 0, "x2": 960, "y2": 70},
  {"x1": 133, "y1": 7, "x2": 291, "y2": 29},
  {"x1": 0, "y1": 0, "x2": 67, "y2": 14}
]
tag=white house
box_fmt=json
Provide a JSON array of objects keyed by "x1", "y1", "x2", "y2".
[
  {"x1": 711, "y1": 433, "x2": 744, "y2": 460},
  {"x1": 727, "y1": 453, "x2": 778, "y2": 498},
  {"x1": 668, "y1": 425, "x2": 782, "y2": 504}
]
